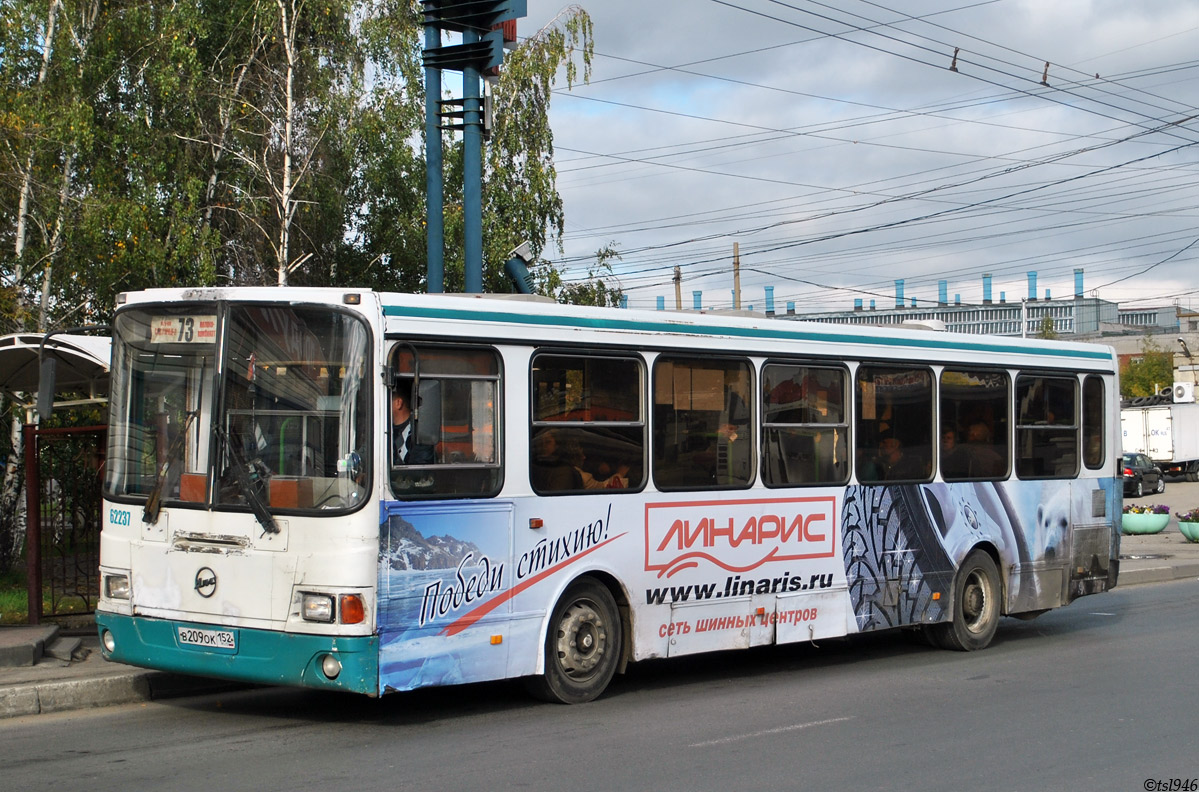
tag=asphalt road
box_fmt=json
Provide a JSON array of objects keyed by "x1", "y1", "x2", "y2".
[{"x1": 3, "y1": 578, "x2": 1197, "y2": 792}]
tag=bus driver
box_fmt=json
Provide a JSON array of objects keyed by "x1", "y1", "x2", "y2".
[{"x1": 392, "y1": 380, "x2": 434, "y2": 465}]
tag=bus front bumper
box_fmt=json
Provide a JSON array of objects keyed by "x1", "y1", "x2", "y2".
[{"x1": 96, "y1": 612, "x2": 379, "y2": 696}]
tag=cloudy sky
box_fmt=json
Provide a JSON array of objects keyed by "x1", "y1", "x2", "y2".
[{"x1": 517, "y1": 0, "x2": 1199, "y2": 314}]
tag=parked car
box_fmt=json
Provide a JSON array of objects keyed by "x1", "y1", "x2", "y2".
[{"x1": 1123, "y1": 452, "x2": 1165, "y2": 497}]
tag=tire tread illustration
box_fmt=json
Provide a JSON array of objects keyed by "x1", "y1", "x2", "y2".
[{"x1": 842, "y1": 486, "x2": 949, "y2": 632}]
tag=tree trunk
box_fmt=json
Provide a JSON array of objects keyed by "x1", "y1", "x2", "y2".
[
  {"x1": 274, "y1": 0, "x2": 298, "y2": 287},
  {"x1": 0, "y1": 404, "x2": 28, "y2": 574},
  {"x1": 39, "y1": 152, "x2": 74, "y2": 331},
  {"x1": 13, "y1": 1, "x2": 62, "y2": 292}
]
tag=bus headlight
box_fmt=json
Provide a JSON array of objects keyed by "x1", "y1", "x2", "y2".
[
  {"x1": 301, "y1": 593, "x2": 335, "y2": 623},
  {"x1": 105, "y1": 574, "x2": 131, "y2": 600}
]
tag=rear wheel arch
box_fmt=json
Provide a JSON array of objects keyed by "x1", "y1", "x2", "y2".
[
  {"x1": 929, "y1": 546, "x2": 1003, "y2": 651},
  {"x1": 526, "y1": 572, "x2": 629, "y2": 704}
]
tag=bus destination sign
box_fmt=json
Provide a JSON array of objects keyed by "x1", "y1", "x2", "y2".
[{"x1": 150, "y1": 315, "x2": 217, "y2": 344}]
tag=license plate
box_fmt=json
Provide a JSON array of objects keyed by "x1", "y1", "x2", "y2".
[{"x1": 177, "y1": 626, "x2": 237, "y2": 653}]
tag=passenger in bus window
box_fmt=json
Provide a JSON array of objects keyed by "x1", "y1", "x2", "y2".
[
  {"x1": 531, "y1": 429, "x2": 582, "y2": 490},
  {"x1": 718, "y1": 373, "x2": 752, "y2": 484},
  {"x1": 563, "y1": 438, "x2": 629, "y2": 489},
  {"x1": 875, "y1": 436, "x2": 923, "y2": 480},
  {"x1": 941, "y1": 428, "x2": 969, "y2": 478},
  {"x1": 964, "y1": 421, "x2": 1004, "y2": 477},
  {"x1": 392, "y1": 381, "x2": 434, "y2": 465}
]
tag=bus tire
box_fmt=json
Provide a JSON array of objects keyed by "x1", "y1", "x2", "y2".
[
  {"x1": 526, "y1": 578, "x2": 622, "y2": 704},
  {"x1": 929, "y1": 549, "x2": 1001, "y2": 652}
]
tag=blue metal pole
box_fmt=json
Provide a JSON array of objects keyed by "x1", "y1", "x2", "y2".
[
  {"x1": 463, "y1": 30, "x2": 483, "y2": 294},
  {"x1": 424, "y1": 24, "x2": 445, "y2": 293}
]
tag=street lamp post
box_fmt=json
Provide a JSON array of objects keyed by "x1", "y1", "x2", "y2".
[{"x1": 1180, "y1": 338, "x2": 1196, "y2": 385}]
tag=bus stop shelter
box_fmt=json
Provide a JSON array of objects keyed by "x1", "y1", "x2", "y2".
[
  {"x1": 0, "y1": 332, "x2": 110, "y2": 624},
  {"x1": 0, "y1": 332, "x2": 110, "y2": 420}
]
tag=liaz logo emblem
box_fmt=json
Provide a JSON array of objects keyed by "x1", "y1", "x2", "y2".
[
  {"x1": 194, "y1": 567, "x2": 217, "y2": 598},
  {"x1": 645, "y1": 496, "x2": 837, "y2": 578}
]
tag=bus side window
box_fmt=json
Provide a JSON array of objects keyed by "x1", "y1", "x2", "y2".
[
  {"x1": 652, "y1": 357, "x2": 753, "y2": 490},
  {"x1": 1016, "y1": 374, "x2": 1078, "y2": 479},
  {"x1": 531, "y1": 353, "x2": 645, "y2": 494},
  {"x1": 761, "y1": 363, "x2": 848, "y2": 487},
  {"x1": 939, "y1": 369, "x2": 1010, "y2": 481},
  {"x1": 388, "y1": 345, "x2": 502, "y2": 499},
  {"x1": 1082, "y1": 375, "x2": 1105, "y2": 469},
  {"x1": 854, "y1": 365, "x2": 933, "y2": 484}
]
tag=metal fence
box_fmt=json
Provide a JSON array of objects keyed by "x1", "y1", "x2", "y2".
[{"x1": 23, "y1": 424, "x2": 106, "y2": 624}]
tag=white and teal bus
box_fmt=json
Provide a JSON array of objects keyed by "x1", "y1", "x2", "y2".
[{"x1": 96, "y1": 287, "x2": 1121, "y2": 703}]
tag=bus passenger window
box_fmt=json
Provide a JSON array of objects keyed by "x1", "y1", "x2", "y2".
[
  {"x1": 653, "y1": 357, "x2": 753, "y2": 490},
  {"x1": 1082, "y1": 376, "x2": 1105, "y2": 469},
  {"x1": 531, "y1": 354, "x2": 645, "y2": 495},
  {"x1": 761, "y1": 364, "x2": 848, "y2": 487},
  {"x1": 388, "y1": 345, "x2": 502, "y2": 499},
  {"x1": 939, "y1": 369, "x2": 1010, "y2": 481},
  {"x1": 1016, "y1": 375, "x2": 1078, "y2": 479},
  {"x1": 855, "y1": 366, "x2": 933, "y2": 484}
]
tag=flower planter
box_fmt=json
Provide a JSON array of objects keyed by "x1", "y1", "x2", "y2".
[
  {"x1": 1179, "y1": 522, "x2": 1199, "y2": 543},
  {"x1": 1121, "y1": 512, "x2": 1169, "y2": 535}
]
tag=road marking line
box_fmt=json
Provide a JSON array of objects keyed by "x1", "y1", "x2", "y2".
[{"x1": 689, "y1": 717, "x2": 852, "y2": 748}]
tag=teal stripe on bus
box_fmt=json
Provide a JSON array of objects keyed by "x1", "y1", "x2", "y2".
[{"x1": 382, "y1": 304, "x2": 1115, "y2": 362}]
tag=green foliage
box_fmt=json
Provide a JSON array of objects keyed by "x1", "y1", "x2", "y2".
[
  {"x1": 552, "y1": 243, "x2": 624, "y2": 307},
  {"x1": 1035, "y1": 316, "x2": 1057, "y2": 339},
  {"x1": 482, "y1": 7, "x2": 594, "y2": 298},
  {"x1": 1, "y1": 1, "x2": 605, "y2": 322},
  {"x1": 0, "y1": 569, "x2": 29, "y2": 625},
  {"x1": 1120, "y1": 336, "x2": 1175, "y2": 398}
]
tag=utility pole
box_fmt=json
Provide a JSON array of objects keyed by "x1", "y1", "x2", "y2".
[
  {"x1": 422, "y1": 1, "x2": 526, "y2": 293},
  {"x1": 673, "y1": 266, "x2": 682, "y2": 310},
  {"x1": 732, "y1": 242, "x2": 741, "y2": 310},
  {"x1": 424, "y1": 21, "x2": 443, "y2": 292}
]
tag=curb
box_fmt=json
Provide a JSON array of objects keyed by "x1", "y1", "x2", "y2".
[
  {"x1": 1118, "y1": 561, "x2": 1199, "y2": 587},
  {"x1": 0, "y1": 670, "x2": 248, "y2": 720}
]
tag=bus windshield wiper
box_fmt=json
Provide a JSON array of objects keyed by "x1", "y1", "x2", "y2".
[
  {"x1": 214, "y1": 424, "x2": 279, "y2": 535},
  {"x1": 143, "y1": 411, "x2": 197, "y2": 525}
]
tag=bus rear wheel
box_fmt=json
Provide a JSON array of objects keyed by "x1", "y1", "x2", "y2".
[
  {"x1": 929, "y1": 550, "x2": 1001, "y2": 652},
  {"x1": 526, "y1": 578, "x2": 622, "y2": 704}
]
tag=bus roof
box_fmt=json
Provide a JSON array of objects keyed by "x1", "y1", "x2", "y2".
[{"x1": 117, "y1": 287, "x2": 1117, "y2": 368}]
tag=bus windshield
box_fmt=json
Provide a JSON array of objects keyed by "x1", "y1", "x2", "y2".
[{"x1": 104, "y1": 303, "x2": 371, "y2": 514}]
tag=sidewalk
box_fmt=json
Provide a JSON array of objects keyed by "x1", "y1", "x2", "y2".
[
  {"x1": 0, "y1": 627, "x2": 248, "y2": 719},
  {"x1": 4, "y1": 526, "x2": 1199, "y2": 720}
]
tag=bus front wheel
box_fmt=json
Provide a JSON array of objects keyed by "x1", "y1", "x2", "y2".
[
  {"x1": 929, "y1": 549, "x2": 1001, "y2": 652},
  {"x1": 527, "y1": 578, "x2": 622, "y2": 704}
]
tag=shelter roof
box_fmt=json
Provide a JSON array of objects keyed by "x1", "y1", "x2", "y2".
[{"x1": 0, "y1": 333, "x2": 111, "y2": 416}]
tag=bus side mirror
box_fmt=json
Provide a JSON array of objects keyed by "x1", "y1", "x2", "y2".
[{"x1": 37, "y1": 357, "x2": 56, "y2": 423}]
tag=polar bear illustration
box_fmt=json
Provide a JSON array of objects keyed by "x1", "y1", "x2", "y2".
[{"x1": 1033, "y1": 483, "x2": 1072, "y2": 565}]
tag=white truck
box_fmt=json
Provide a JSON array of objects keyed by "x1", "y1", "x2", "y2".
[{"x1": 1121, "y1": 390, "x2": 1199, "y2": 481}]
